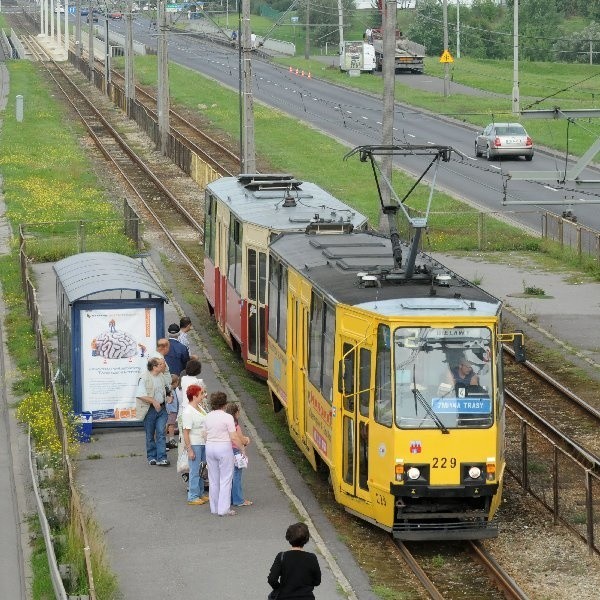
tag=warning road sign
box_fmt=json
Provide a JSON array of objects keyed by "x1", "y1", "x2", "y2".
[{"x1": 440, "y1": 50, "x2": 454, "y2": 63}]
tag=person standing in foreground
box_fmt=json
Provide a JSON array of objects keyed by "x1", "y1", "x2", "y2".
[
  {"x1": 136, "y1": 357, "x2": 170, "y2": 466},
  {"x1": 204, "y1": 392, "x2": 247, "y2": 516},
  {"x1": 267, "y1": 522, "x2": 321, "y2": 599},
  {"x1": 182, "y1": 384, "x2": 208, "y2": 505}
]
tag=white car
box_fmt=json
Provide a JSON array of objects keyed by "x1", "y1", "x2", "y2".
[{"x1": 475, "y1": 122, "x2": 534, "y2": 161}]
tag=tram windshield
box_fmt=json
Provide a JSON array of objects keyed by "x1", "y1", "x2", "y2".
[{"x1": 392, "y1": 327, "x2": 493, "y2": 429}]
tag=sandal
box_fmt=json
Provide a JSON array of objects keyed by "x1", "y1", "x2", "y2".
[
  {"x1": 235, "y1": 500, "x2": 253, "y2": 507},
  {"x1": 219, "y1": 509, "x2": 236, "y2": 516}
]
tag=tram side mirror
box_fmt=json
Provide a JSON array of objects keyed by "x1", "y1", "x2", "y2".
[{"x1": 513, "y1": 330, "x2": 526, "y2": 363}]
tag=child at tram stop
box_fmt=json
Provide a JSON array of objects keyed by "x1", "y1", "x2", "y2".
[
  {"x1": 166, "y1": 374, "x2": 180, "y2": 449},
  {"x1": 225, "y1": 402, "x2": 253, "y2": 507}
]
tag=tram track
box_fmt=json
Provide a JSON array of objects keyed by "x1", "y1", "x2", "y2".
[
  {"x1": 21, "y1": 33, "x2": 206, "y2": 282},
  {"x1": 504, "y1": 348, "x2": 600, "y2": 469},
  {"x1": 109, "y1": 68, "x2": 241, "y2": 177},
  {"x1": 394, "y1": 540, "x2": 529, "y2": 599}
]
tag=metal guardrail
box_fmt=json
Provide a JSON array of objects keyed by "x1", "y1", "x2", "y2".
[
  {"x1": 20, "y1": 231, "x2": 98, "y2": 600},
  {"x1": 506, "y1": 407, "x2": 599, "y2": 555},
  {"x1": 10, "y1": 28, "x2": 26, "y2": 58},
  {"x1": 542, "y1": 211, "x2": 600, "y2": 262}
]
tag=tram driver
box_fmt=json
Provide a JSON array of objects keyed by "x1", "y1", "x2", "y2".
[{"x1": 450, "y1": 357, "x2": 480, "y2": 387}]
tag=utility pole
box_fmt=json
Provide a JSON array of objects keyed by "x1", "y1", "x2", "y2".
[
  {"x1": 75, "y1": 0, "x2": 81, "y2": 59},
  {"x1": 443, "y1": 0, "x2": 449, "y2": 97},
  {"x1": 512, "y1": 0, "x2": 520, "y2": 115},
  {"x1": 157, "y1": 0, "x2": 170, "y2": 155},
  {"x1": 304, "y1": 0, "x2": 310, "y2": 60},
  {"x1": 57, "y1": 0, "x2": 62, "y2": 49},
  {"x1": 456, "y1": 0, "x2": 460, "y2": 59},
  {"x1": 240, "y1": 0, "x2": 256, "y2": 172},
  {"x1": 125, "y1": 0, "x2": 135, "y2": 115},
  {"x1": 379, "y1": 0, "x2": 396, "y2": 232},
  {"x1": 104, "y1": 15, "x2": 109, "y2": 94},
  {"x1": 64, "y1": 0, "x2": 68, "y2": 54},
  {"x1": 88, "y1": 2, "x2": 94, "y2": 81},
  {"x1": 337, "y1": 0, "x2": 344, "y2": 55}
]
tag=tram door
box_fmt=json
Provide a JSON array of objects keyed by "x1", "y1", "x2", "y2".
[
  {"x1": 246, "y1": 248, "x2": 268, "y2": 366},
  {"x1": 289, "y1": 298, "x2": 307, "y2": 440},
  {"x1": 339, "y1": 339, "x2": 371, "y2": 501},
  {"x1": 216, "y1": 217, "x2": 228, "y2": 331}
]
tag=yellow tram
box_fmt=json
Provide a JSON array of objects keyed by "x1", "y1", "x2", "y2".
[
  {"x1": 267, "y1": 229, "x2": 512, "y2": 539},
  {"x1": 266, "y1": 145, "x2": 524, "y2": 540}
]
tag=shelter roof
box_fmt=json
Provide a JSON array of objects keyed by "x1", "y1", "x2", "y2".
[{"x1": 53, "y1": 252, "x2": 167, "y2": 304}]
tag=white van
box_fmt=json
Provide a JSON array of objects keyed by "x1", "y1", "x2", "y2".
[{"x1": 339, "y1": 41, "x2": 376, "y2": 74}]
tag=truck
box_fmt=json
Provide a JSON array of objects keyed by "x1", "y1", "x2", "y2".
[
  {"x1": 339, "y1": 41, "x2": 376, "y2": 74},
  {"x1": 371, "y1": 29, "x2": 425, "y2": 74}
]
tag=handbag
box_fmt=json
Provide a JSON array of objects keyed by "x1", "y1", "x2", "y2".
[
  {"x1": 267, "y1": 552, "x2": 284, "y2": 599},
  {"x1": 234, "y1": 453, "x2": 248, "y2": 469}
]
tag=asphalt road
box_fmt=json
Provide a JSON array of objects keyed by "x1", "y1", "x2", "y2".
[{"x1": 94, "y1": 16, "x2": 600, "y2": 233}]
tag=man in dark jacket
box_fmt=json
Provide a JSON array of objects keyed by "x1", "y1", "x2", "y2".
[{"x1": 164, "y1": 323, "x2": 190, "y2": 376}]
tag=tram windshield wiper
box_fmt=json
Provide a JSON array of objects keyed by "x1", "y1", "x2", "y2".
[{"x1": 412, "y1": 367, "x2": 449, "y2": 434}]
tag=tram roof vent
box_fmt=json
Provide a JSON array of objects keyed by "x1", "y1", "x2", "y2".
[
  {"x1": 282, "y1": 194, "x2": 297, "y2": 207},
  {"x1": 358, "y1": 274, "x2": 380, "y2": 288}
]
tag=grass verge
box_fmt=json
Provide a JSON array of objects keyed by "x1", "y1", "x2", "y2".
[{"x1": 0, "y1": 60, "x2": 125, "y2": 598}]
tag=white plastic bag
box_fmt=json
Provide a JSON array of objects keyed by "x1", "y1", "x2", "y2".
[{"x1": 177, "y1": 447, "x2": 189, "y2": 474}]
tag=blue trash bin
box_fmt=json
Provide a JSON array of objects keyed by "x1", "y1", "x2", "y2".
[{"x1": 76, "y1": 412, "x2": 93, "y2": 443}]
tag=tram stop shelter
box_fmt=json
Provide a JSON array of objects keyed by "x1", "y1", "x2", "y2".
[{"x1": 53, "y1": 252, "x2": 168, "y2": 428}]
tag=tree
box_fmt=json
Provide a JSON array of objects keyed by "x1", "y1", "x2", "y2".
[
  {"x1": 506, "y1": 0, "x2": 563, "y2": 61},
  {"x1": 407, "y1": 0, "x2": 443, "y2": 55},
  {"x1": 552, "y1": 21, "x2": 600, "y2": 64},
  {"x1": 299, "y1": 0, "x2": 356, "y2": 47}
]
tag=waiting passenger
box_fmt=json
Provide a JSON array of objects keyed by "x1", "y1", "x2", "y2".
[{"x1": 267, "y1": 522, "x2": 321, "y2": 600}]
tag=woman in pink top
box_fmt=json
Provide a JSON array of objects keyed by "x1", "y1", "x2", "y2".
[{"x1": 204, "y1": 392, "x2": 247, "y2": 516}]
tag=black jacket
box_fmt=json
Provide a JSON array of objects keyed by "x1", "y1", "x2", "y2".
[{"x1": 267, "y1": 550, "x2": 321, "y2": 599}]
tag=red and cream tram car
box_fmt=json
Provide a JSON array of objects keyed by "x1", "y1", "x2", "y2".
[{"x1": 203, "y1": 174, "x2": 368, "y2": 377}]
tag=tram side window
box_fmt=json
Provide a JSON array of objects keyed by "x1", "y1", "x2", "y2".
[
  {"x1": 204, "y1": 194, "x2": 216, "y2": 261},
  {"x1": 228, "y1": 216, "x2": 243, "y2": 293},
  {"x1": 374, "y1": 325, "x2": 392, "y2": 427},
  {"x1": 268, "y1": 258, "x2": 288, "y2": 350},
  {"x1": 359, "y1": 348, "x2": 371, "y2": 417},
  {"x1": 308, "y1": 294, "x2": 335, "y2": 403}
]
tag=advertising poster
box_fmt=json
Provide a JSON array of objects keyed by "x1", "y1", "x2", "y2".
[{"x1": 81, "y1": 307, "x2": 157, "y2": 421}]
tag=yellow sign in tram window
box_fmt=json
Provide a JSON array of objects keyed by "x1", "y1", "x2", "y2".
[{"x1": 440, "y1": 50, "x2": 454, "y2": 63}]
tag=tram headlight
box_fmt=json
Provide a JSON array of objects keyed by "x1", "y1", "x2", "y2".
[
  {"x1": 468, "y1": 466, "x2": 482, "y2": 479},
  {"x1": 407, "y1": 467, "x2": 421, "y2": 480}
]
